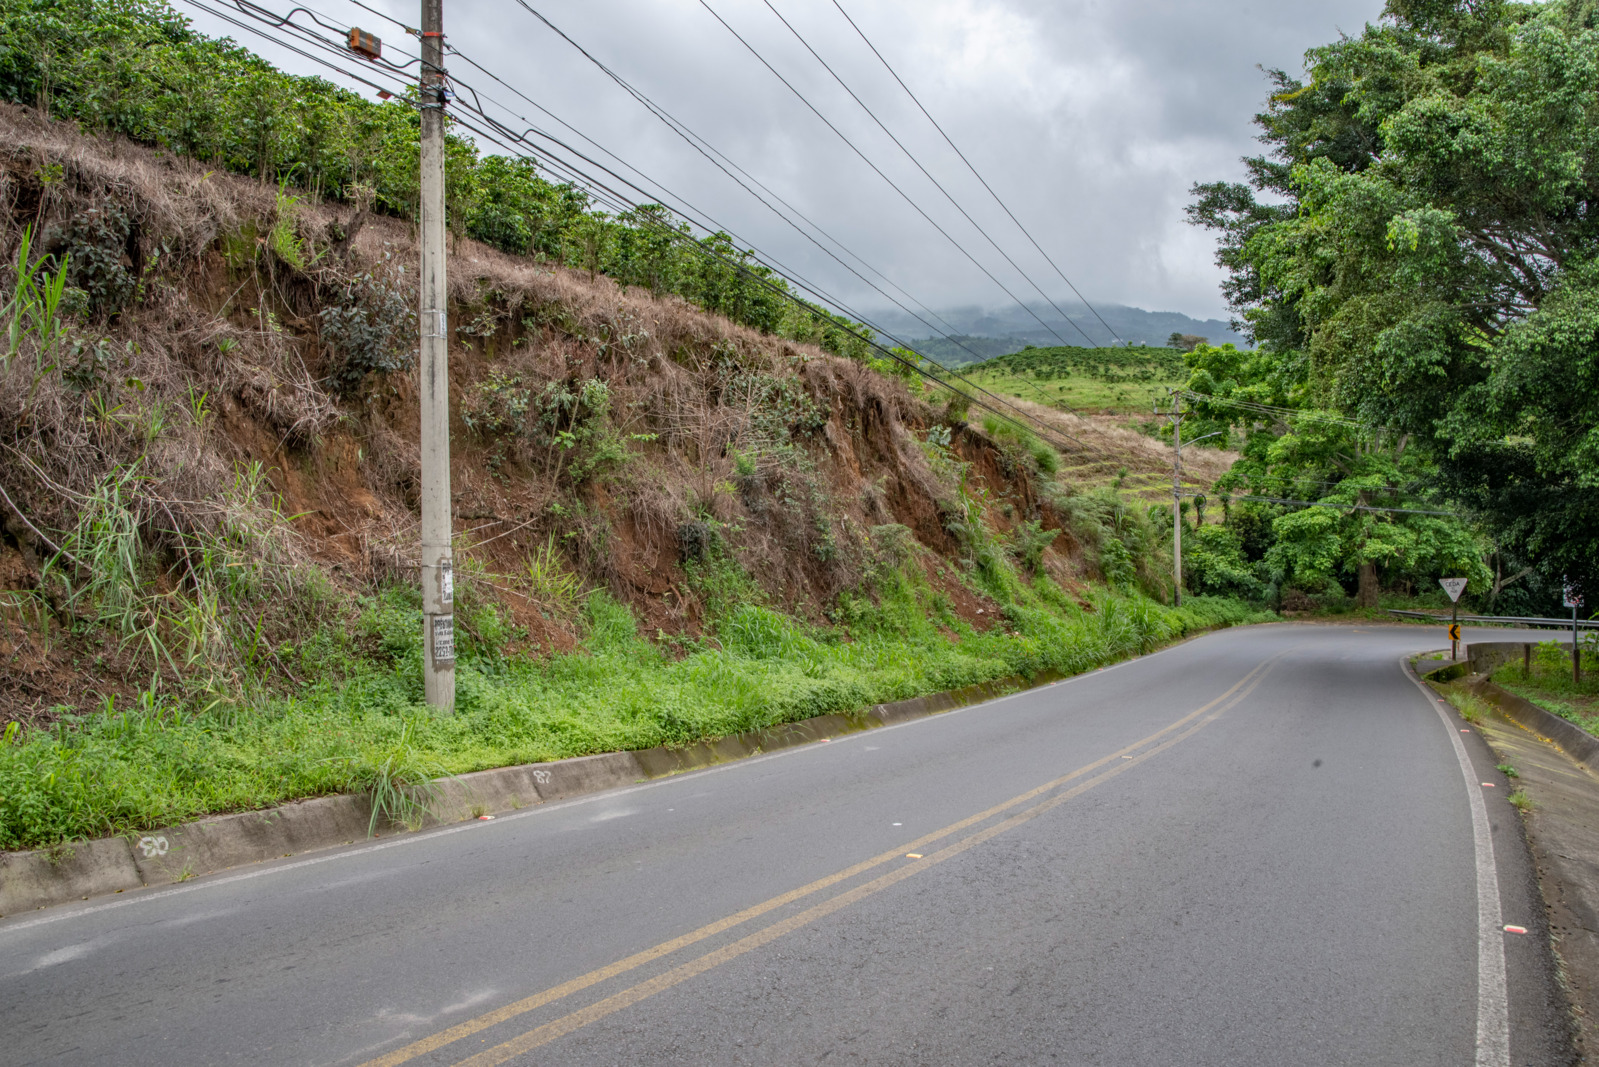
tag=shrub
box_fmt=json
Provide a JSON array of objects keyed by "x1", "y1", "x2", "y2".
[
  {"x1": 1009, "y1": 519, "x2": 1060, "y2": 575},
  {"x1": 56, "y1": 205, "x2": 136, "y2": 317},
  {"x1": 467, "y1": 202, "x2": 532, "y2": 256},
  {"x1": 1184, "y1": 524, "x2": 1266, "y2": 600},
  {"x1": 320, "y1": 265, "x2": 413, "y2": 393}
]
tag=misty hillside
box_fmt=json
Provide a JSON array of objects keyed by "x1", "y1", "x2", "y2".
[{"x1": 871, "y1": 303, "x2": 1246, "y2": 362}]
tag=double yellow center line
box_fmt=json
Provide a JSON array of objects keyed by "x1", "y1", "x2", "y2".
[{"x1": 362, "y1": 652, "x2": 1283, "y2": 1067}]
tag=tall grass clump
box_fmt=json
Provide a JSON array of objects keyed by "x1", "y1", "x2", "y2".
[{"x1": 1445, "y1": 689, "x2": 1490, "y2": 725}]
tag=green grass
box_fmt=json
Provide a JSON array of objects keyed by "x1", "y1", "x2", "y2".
[
  {"x1": 959, "y1": 346, "x2": 1188, "y2": 414},
  {"x1": 1444, "y1": 688, "x2": 1490, "y2": 724},
  {"x1": 0, "y1": 574, "x2": 1267, "y2": 852}
]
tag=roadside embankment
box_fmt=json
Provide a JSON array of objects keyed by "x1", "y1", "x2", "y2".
[{"x1": 0, "y1": 612, "x2": 1270, "y2": 919}]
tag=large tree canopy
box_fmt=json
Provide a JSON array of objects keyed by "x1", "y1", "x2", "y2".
[{"x1": 1190, "y1": 0, "x2": 1599, "y2": 603}]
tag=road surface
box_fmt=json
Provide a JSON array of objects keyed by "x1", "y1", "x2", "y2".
[{"x1": 0, "y1": 624, "x2": 1575, "y2": 1065}]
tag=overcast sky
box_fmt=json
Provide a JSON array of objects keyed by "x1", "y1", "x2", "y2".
[{"x1": 185, "y1": 0, "x2": 1384, "y2": 324}]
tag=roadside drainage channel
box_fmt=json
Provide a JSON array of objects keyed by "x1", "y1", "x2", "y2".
[
  {"x1": 0, "y1": 671, "x2": 1063, "y2": 917},
  {"x1": 1467, "y1": 677, "x2": 1599, "y2": 777},
  {"x1": 1423, "y1": 641, "x2": 1599, "y2": 775}
]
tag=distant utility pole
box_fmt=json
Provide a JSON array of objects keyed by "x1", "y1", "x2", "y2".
[
  {"x1": 419, "y1": 0, "x2": 455, "y2": 711},
  {"x1": 1155, "y1": 392, "x2": 1188, "y2": 607},
  {"x1": 1567, "y1": 582, "x2": 1584, "y2": 684}
]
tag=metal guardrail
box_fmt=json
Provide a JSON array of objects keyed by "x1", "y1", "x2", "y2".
[{"x1": 1386, "y1": 609, "x2": 1599, "y2": 631}]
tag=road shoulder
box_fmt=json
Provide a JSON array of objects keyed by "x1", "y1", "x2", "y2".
[{"x1": 1428, "y1": 664, "x2": 1599, "y2": 1062}]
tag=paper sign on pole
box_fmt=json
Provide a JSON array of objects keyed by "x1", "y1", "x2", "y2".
[{"x1": 1439, "y1": 577, "x2": 1468, "y2": 602}]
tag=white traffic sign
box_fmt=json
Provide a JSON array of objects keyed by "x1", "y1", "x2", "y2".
[
  {"x1": 1439, "y1": 577, "x2": 1468, "y2": 602},
  {"x1": 1565, "y1": 584, "x2": 1583, "y2": 609}
]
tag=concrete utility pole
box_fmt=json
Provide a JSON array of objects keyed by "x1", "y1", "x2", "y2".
[
  {"x1": 1155, "y1": 392, "x2": 1187, "y2": 607},
  {"x1": 1573, "y1": 601, "x2": 1581, "y2": 684},
  {"x1": 1568, "y1": 583, "x2": 1584, "y2": 684},
  {"x1": 419, "y1": 0, "x2": 455, "y2": 711}
]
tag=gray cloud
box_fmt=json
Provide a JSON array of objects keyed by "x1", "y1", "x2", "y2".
[{"x1": 184, "y1": 0, "x2": 1382, "y2": 324}]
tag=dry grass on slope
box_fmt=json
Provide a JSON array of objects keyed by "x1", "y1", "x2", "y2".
[{"x1": 1003, "y1": 397, "x2": 1239, "y2": 503}]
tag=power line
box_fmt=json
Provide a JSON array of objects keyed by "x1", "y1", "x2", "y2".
[
  {"x1": 1181, "y1": 390, "x2": 1402, "y2": 433},
  {"x1": 477, "y1": 0, "x2": 1136, "y2": 452},
  {"x1": 695, "y1": 0, "x2": 1089, "y2": 352},
  {"x1": 425, "y1": 106, "x2": 1125, "y2": 463},
  {"x1": 499, "y1": 0, "x2": 986, "y2": 365},
  {"x1": 456, "y1": 106, "x2": 1125, "y2": 463},
  {"x1": 494, "y1": 0, "x2": 1136, "y2": 440},
  {"x1": 183, "y1": 0, "x2": 412, "y2": 97},
  {"x1": 343, "y1": 0, "x2": 410, "y2": 32},
  {"x1": 827, "y1": 0, "x2": 1126, "y2": 348},
  {"x1": 754, "y1": 0, "x2": 1101, "y2": 348},
  {"x1": 444, "y1": 76, "x2": 1064, "y2": 422},
  {"x1": 173, "y1": 0, "x2": 1130, "y2": 466},
  {"x1": 1183, "y1": 490, "x2": 1459, "y2": 517}
]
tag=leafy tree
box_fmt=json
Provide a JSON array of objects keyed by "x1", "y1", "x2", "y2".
[
  {"x1": 1184, "y1": 343, "x2": 1489, "y2": 604},
  {"x1": 1187, "y1": 0, "x2": 1599, "y2": 603},
  {"x1": 1183, "y1": 523, "x2": 1266, "y2": 600}
]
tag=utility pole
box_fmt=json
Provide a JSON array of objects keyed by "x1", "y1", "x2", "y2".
[
  {"x1": 1573, "y1": 600, "x2": 1580, "y2": 684},
  {"x1": 1155, "y1": 392, "x2": 1187, "y2": 607},
  {"x1": 1567, "y1": 582, "x2": 1584, "y2": 684},
  {"x1": 419, "y1": 0, "x2": 454, "y2": 711}
]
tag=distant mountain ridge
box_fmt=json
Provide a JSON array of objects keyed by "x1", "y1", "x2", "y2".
[{"x1": 867, "y1": 302, "x2": 1246, "y2": 363}]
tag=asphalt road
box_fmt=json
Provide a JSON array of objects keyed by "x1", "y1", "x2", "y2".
[{"x1": 0, "y1": 624, "x2": 1576, "y2": 1066}]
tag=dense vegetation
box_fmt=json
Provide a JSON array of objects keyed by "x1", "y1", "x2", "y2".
[
  {"x1": 1171, "y1": 341, "x2": 1491, "y2": 608},
  {"x1": 0, "y1": 0, "x2": 880, "y2": 360},
  {"x1": 1188, "y1": 0, "x2": 1599, "y2": 610},
  {"x1": 978, "y1": 345, "x2": 1187, "y2": 385}
]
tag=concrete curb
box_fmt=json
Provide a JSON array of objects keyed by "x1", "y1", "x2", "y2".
[
  {"x1": 1419, "y1": 658, "x2": 1469, "y2": 683},
  {"x1": 0, "y1": 671, "x2": 1044, "y2": 917},
  {"x1": 1467, "y1": 641, "x2": 1539, "y2": 678}
]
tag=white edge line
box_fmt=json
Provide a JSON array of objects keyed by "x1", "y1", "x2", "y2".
[
  {"x1": 1400, "y1": 656, "x2": 1509, "y2": 1067},
  {"x1": 0, "y1": 624, "x2": 1256, "y2": 937}
]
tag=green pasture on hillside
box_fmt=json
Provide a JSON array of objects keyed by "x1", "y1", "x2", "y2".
[{"x1": 960, "y1": 346, "x2": 1188, "y2": 413}]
